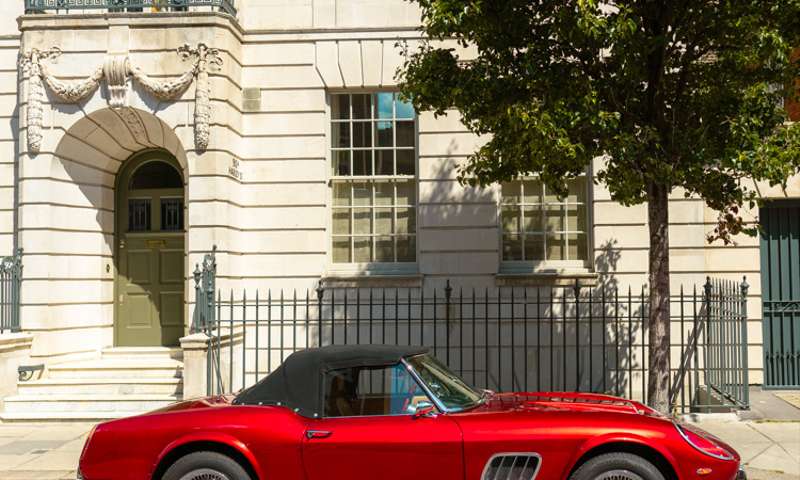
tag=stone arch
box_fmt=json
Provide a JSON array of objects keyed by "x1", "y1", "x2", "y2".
[{"x1": 19, "y1": 107, "x2": 191, "y2": 357}]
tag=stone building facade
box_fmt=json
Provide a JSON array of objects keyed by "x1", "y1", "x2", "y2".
[{"x1": 0, "y1": 1, "x2": 797, "y2": 418}]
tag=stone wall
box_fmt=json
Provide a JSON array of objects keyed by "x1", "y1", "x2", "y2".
[
  {"x1": 0, "y1": 1, "x2": 23, "y2": 256},
  {"x1": 4, "y1": 2, "x2": 798, "y2": 386}
]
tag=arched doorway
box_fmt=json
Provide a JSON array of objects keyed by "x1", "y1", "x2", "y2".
[{"x1": 115, "y1": 150, "x2": 186, "y2": 347}]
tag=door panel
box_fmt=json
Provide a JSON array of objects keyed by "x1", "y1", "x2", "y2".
[
  {"x1": 302, "y1": 414, "x2": 463, "y2": 480},
  {"x1": 116, "y1": 155, "x2": 185, "y2": 347},
  {"x1": 760, "y1": 201, "x2": 800, "y2": 388}
]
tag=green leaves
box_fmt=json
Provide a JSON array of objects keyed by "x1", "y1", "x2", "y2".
[{"x1": 399, "y1": 0, "x2": 800, "y2": 243}]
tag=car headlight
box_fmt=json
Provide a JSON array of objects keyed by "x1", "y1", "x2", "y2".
[{"x1": 675, "y1": 423, "x2": 735, "y2": 460}]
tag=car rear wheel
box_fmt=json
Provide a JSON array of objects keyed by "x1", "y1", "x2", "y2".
[
  {"x1": 570, "y1": 453, "x2": 666, "y2": 480},
  {"x1": 162, "y1": 451, "x2": 251, "y2": 480}
]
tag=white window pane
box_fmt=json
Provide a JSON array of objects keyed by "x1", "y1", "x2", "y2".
[
  {"x1": 375, "y1": 208, "x2": 393, "y2": 234},
  {"x1": 375, "y1": 150, "x2": 393, "y2": 175},
  {"x1": 396, "y1": 208, "x2": 415, "y2": 234},
  {"x1": 352, "y1": 121, "x2": 372, "y2": 148},
  {"x1": 375, "y1": 182, "x2": 393, "y2": 206},
  {"x1": 396, "y1": 181, "x2": 415, "y2": 205},
  {"x1": 501, "y1": 207, "x2": 520, "y2": 233},
  {"x1": 332, "y1": 122, "x2": 351, "y2": 148},
  {"x1": 332, "y1": 209, "x2": 351, "y2": 234},
  {"x1": 546, "y1": 234, "x2": 565, "y2": 260},
  {"x1": 396, "y1": 150, "x2": 415, "y2": 175},
  {"x1": 395, "y1": 94, "x2": 415, "y2": 119},
  {"x1": 501, "y1": 182, "x2": 520, "y2": 204},
  {"x1": 353, "y1": 208, "x2": 372, "y2": 234},
  {"x1": 333, "y1": 183, "x2": 351, "y2": 206},
  {"x1": 524, "y1": 234, "x2": 544, "y2": 261},
  {"x1": 567, "y1": 177, "x2": 586, "y2": 203},
  {"x1": 396, "y1": 236, "x2": 416, "y2": 262},
  {"x1": 566, "y1": 204, "x2": 587, "y2": 232},
  {"x1": 353, "y1": 150, "x2": 372, "y2": 175},
  {"x1": 396, "y1": 121, "x2": 415, "y2": 147},
  {"x1": 352, "y1": 94, "x2": 371, "y2": 119},
  {"x1": 354, "y1": 237, "x2": 372, "y2": 262},
  {"x1": 568, "y1": 233, "x2": 588, "y2": 261},
  {"x1": 523, "y1": 206, "x2": 542, "y2": 232},
  {"x1": 375, "y1": 121, "x2": 393, "y2": 147},
  {"x1": 332, "y1": 238, "x2": 351, "y2": 263},
  {"x1": 545, "y1": 205, "x2": 564, "y2": 232},
  {"x1": 375, "y1": 93, "x2": 393, "y2": 119},
  {"x1": 375, "y1": 236, "x2": 394, "y2": 262},
  {"x1": 332, "y1": 95, "x2": 350, "y2": 120},
  {"x1": 353, "y1": 182, "x2": 371, "y2": 206},
  {"x1": 503, "y1": 234, "x2": 522, "y2": 261},
  {"x1": 523, "y1": 180, "x2": 542, "y2": 204},
  {"x1": 332, "y1": 151, "x2": 351, "y2": 176}
]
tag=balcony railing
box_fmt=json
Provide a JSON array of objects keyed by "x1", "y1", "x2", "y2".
[{"x1": 24, "y1": 0, "x2": 236, "y2": 16}]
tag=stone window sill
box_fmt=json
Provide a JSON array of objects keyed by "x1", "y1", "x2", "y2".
[
  {"x1": 322, "y1": 272, "x2": 423, "y2": 289},
  {"x1": 495, "y1": 271, "x2": 598, "y2": 287}
]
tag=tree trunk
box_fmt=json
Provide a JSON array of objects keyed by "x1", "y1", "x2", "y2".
[{"x1": 647, "y1": 182, "x2": 671, "y2": 413}]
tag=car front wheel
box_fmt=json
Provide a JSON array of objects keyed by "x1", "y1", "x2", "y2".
[
  {"x1": 162, "y1": 451, "x2": 252, "y2": 480},
  {"x1": 569, "y1": 452, "x2": 666, "y2": 480}
]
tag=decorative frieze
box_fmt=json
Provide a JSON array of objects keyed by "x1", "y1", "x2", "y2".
[{"x1": 21, "y1": 43, "x2": 223, "y2": 153}]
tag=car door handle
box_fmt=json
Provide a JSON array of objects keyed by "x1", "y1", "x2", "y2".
[{"x1": 305, "y1": 430, "x2": 332, "y2": 440}]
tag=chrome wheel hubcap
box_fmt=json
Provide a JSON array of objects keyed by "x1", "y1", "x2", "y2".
[
  {"x1": 179, "y1": 468, "x2": 231, "y2": 480},
  {"x1": 597, "y1": 470, "x2": 644, "y2": 480}
]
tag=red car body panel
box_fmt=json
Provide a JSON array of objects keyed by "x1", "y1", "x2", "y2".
[{"x1": 79, "y1": 392, "x2": 741, "y2": 480}]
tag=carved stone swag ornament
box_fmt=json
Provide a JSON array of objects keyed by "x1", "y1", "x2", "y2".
[{"x1": 20, "y1": 43, "x2": 223, "y2": 153}]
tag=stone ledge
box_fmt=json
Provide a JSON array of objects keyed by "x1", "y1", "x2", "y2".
[
  {"x1": 321, "y1": 274, "x2": 423, "y2": 289},
  {"x1": 495, "y1": 271, "x2": 598, "y2": 287},
  {"x1": 0, "y1": 333, "x2": 34, "y2": 354}
]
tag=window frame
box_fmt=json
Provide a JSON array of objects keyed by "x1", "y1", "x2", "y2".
[
  {"x1": 320, "y1": 361, "x2": 437, "y2": 419},
  {"x1": 498, "y1": 173, "x2": 594, "y2": 274},
  {"x1": 325, "y1": 91, "x2": 420, "y2": 276}
]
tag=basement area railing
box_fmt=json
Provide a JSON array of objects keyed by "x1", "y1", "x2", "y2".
[
  {"x1": 192, "y1": 249, "x2": 750, "y2": 414},
  {"x1": 0, "y1": 249, "x2": 22, "y2": 335},
  {"x1": 24, "y1": 0, "x2": 236, "y2": 15}
]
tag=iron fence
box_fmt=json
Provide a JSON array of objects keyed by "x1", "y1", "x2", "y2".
[
  {"x1": 0, "y1": 249, "x2": 22, "y2": 335},
  {"x1": 193, "y1": 251, "x2": 750, "y2": 414},
  {"x1": 24, "y1": 0, "x2": 236, "y2": 15}
]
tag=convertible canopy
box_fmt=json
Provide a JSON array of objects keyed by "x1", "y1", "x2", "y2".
[{"x1": 233, "y1": 344, "x2": 428, "y2": 417}]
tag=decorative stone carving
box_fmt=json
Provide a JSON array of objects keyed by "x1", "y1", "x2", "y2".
[
  {"x1": 175, "y1": 43, "x2": 223, "y2": 150},
  {"x1": 104, "y1": 55, "x2": 131, "y2": 109},
  {"x1": 19, "y1": 48, "x2": 60, "y2": 153},
  {"x1": 21, "y1": 43, "x2": 224, "y2": 153},
  {"x1": 116, "y1": 107, "x2": 148, "y2": 143}
]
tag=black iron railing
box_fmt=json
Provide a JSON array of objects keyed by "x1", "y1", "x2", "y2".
[
  {"x1": 0, "y1": 249, "x2": 22, "y2": 334},
  {"x1": 193, "y1": 251, "x2": 750, "y2": 414},
  {"x1": 24, "y1": 0, "x2": 236, "y2": 15}
]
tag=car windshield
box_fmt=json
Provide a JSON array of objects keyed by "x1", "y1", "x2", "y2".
[{"x1": 405, "y1": 354, "x2": 484, "y2": 411}]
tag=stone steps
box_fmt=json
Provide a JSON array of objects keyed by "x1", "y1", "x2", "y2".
[
  {"x1": 101, "y1": 346, "x2": 183, "y2": 361},
  {"x1": 0, "y1": 347, "x2": 185, "y2": 422},
  {"x1": 47, "y1": 359, "x2": 183, "y2": 379},
  {"x1": 2, "y1": 394, "x2": 179, "y2": 414},
  {"x1": 17, "y1": 377, "x2": 183, "y2": 396}
]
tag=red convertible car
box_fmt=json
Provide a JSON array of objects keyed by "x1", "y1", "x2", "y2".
[{"x1": 77, "y1": 345, "x2": 744, "y2": 480}]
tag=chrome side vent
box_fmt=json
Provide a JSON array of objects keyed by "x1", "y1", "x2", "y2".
[{"x1": 482, "y1": 453, "x2": 541, "y2": 480}]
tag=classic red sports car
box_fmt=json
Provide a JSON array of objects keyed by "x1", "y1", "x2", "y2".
[{"x1": 77, "y1": 345, "x2": 745, "y2": 480}]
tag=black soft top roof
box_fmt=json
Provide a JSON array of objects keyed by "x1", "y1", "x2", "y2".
[{"x1": 233, "y1": 344, "x2": 428, "y2": 417}]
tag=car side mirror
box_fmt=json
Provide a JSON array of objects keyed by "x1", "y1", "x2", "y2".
[{"x1": 412, "y1": 401, "x2": 437, "y2": 419}]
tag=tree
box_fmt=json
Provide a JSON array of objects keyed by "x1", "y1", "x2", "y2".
[{"x1": 398, "y1": 0, "x2": 800, "y2": 412}]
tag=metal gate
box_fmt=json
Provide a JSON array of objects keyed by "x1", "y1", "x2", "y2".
[{"x1": 760, "y1": 200, "x2": 800, "y2": 388}]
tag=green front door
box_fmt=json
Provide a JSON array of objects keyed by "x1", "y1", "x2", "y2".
[
  {"x1": 760, "y1": 200, "x2": 800, "y2": 388},
  {"x1": 116, "y1": 153, "x2": 186, "y2": 347}
]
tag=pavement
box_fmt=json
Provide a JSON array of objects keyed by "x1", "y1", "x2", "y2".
[{"x1": 0, "y1": 410, "x2": 797, "y2": 480}]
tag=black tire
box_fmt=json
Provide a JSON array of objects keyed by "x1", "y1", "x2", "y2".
[
  {"x1": 569, "y1": 452, "x2": 666, "y2": 480},
  {"x1": 162, "y1": 451, "x2": 251, "y2": 480}
]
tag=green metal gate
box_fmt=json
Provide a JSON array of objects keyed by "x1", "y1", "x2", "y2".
[{"x1": 760, "y1": 200, "x2": 800, "y2": 389}]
